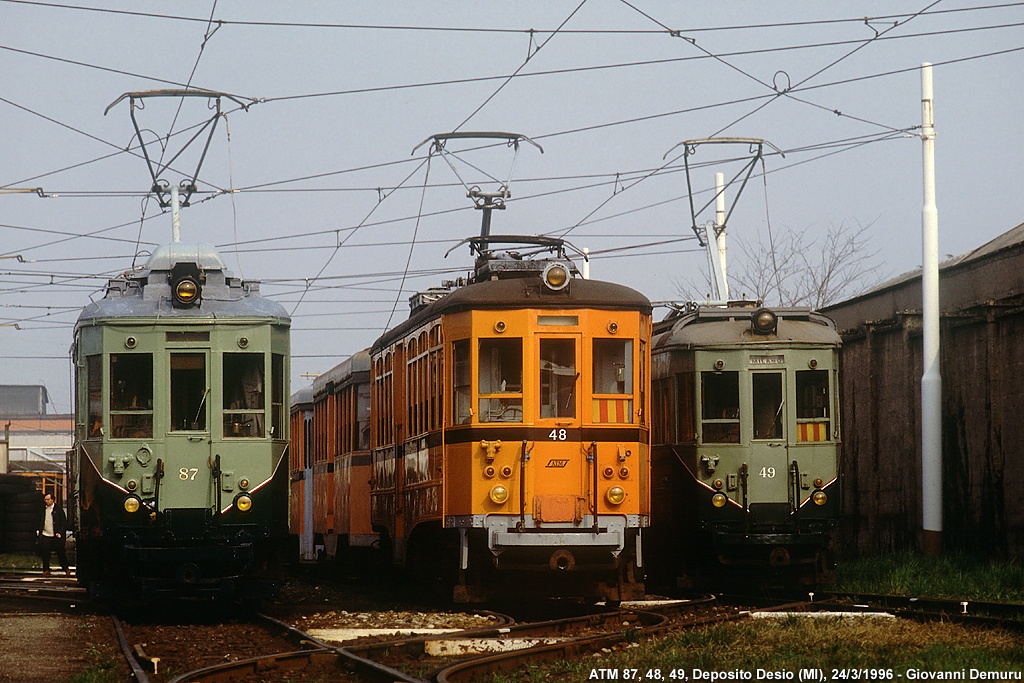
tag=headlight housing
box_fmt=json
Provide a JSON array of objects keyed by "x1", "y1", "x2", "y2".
[
  {"x1": 489, "y1": 485, "x2": 509, "y2": 505},
  {"x1": 235, "y1": 494, "x2": 253, "y2": 512},
  {"x1": 541, "y1": 262, "x2": 570, "y2": 291},
  {"x1": 751, "y1": 308, "x2": 778, "y2": 335},
  {"x1": 123, "y1": 496, "x2": 141, "y2": 514},
  {"x1": 606, "y1": 486, "x2": 626, "y2": 505},
  {"x1": 812, "y1": 490, "x2": 827, "y2": 506},
  {"x1": 711, "y1": 493, "x2": 728, "y2": 508},
  {"x1": 174, "y1": 278, "x2": 200, "y2": 306}
]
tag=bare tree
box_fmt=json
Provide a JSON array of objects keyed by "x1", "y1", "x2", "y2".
[{"x1": 677, "y1": 220, "x2": 886, "y2": 309}]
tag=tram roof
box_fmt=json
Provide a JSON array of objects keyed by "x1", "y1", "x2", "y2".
[
  {"x1": 76, "y1": 242, "x2": 290, "y2": 325},
  {"x1": 653, "y1": 305, "x2": 841, "y2": 350},
  {"x1": 373, "y1": 276, "x2": 651, "y2": 353}
]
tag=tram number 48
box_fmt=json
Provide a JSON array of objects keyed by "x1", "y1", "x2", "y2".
[
  {"x1": 548, "y1": 429, "x2": 568, "y2": 441},
  {"x1": 759, "y1": 467, "x2": 777, "y2": 478}
]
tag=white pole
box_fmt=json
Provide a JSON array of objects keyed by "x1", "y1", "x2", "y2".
[
  {"x1": 715, "y1": 172, "x2": 729, "y2": 300},
  {"x1": 582, "y1": 247, "x2": 590, "y2": 280},
  {"x1": 171, "y1": 185, "x2": 182, "y2": 243},
  {"x1": 920, "y1": 62, "x2": 942, "y2": 556}
]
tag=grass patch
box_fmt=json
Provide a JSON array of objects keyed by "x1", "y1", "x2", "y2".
[
  {"x1": 493, "y1": 618, "x2": 1024, "y2": 682},
  {"x1": 835, "y1": 551, "x2": 1024, "y2": 603},
  {"x1": 68, "y1": 644, "x2": 123, "y2": 683}
]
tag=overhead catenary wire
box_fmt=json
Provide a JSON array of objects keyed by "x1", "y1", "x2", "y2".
[
  {"x1": 4, "y1": 5, "x2": 1019, "y2": 360},
  {"x1": 3, "y1": 0, "x2": 1020, "y2": 35}
]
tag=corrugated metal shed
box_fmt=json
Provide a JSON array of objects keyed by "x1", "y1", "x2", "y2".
[{"x1": 823, "y1": 221, "x2": 1024, "y2": 558}]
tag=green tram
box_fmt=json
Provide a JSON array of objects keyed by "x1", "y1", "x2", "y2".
[
  {"x1": 649, "y1": 303, "x2": 841, "y2": 587},
  {"x1": 70, "y1": 243, "x2": 291, "y2": 599}
]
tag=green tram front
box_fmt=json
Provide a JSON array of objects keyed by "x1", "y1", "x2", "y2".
[
  {"x1": 71, "y1": 243, "x2": 291, "y2": 599},
  {"x1": 650, "y1": 304, "x2": 841, "y2": 587}
]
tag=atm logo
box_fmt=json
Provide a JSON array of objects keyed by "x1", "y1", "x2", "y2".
[{"x1": 546, "y1": 459, "x2": 570, "y2": 468}]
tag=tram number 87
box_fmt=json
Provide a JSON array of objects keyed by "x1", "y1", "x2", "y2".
[
  {"x1": 759, "y1": 467, "x2": 777, "y2": 478},
  {"x1": 179, "y1": 467, "x2": 200, "y2": 481}
]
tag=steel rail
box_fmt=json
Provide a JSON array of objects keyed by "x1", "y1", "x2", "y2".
[{"x1": 111, "y1": 615, "x2": 152, "y2": 683}]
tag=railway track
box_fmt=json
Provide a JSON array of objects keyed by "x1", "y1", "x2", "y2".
[
  {"x1": 107, "y1": 594, "x2": 743, "y2": 682},
  {"x1": 10, "y1": 569, "x2": 1023, "y2": 682}
]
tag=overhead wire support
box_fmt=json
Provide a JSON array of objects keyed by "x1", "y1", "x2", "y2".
[
  {"x1": 104, "y1": 89, "x2": 251, "y2": 208},
  {"x1": 668, "y1": 137, "x2": 784, "y2": 247},
  {"x1": 413, "y1": 132, "x2": 543, "y2": 242}
]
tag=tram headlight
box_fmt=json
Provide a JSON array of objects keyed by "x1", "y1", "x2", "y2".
[
  {"x1": 751, "y1": 308, "x2": 778, "y2": 335},
  {"x1": 542, "y1": 262, "x2": 570, "y2": 291},
  {"x1": 812, "y1": 490, "x2": 828, "y2": 506},
  {"x1": 123, "y1": 496, "x2": 141, "y2": 514},
  {"x1": 235, "y1": 494, "x2": 253, "y2": 512},
  {"x1": 606, "y1": 486, "x2": 626, "y2": 505},
  {"x1": 173, "y1": 278, "x2": 200, "y2": 306},
  {"x1": 711, "y1": 493, "x2": 728, "y2": 508},
  {"x1": 489, "y1": 485, "x2": 509, "y2": 505}
]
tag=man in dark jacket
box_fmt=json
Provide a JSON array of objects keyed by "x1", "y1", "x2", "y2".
[{"x1": 38, "y1": 492, "x2": 70, "y2": 576}]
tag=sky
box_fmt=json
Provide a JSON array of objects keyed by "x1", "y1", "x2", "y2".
[{"x1": 2, "y1": 1, "x2": 1022, "y2": 414}]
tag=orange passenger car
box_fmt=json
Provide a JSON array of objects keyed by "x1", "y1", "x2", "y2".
[{"x1": 369, "y1": 236, "x2": 652, "y2": 603}]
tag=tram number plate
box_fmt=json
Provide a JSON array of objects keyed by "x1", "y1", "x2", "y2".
[{"x1": 759, "y1": 467, "x2": 777, "y2": 478}]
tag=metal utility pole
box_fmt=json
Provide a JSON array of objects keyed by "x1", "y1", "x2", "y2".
[
  {"x1": 920, "y1": 62, "x2": 942, "y2": 556},
  {"x1": 714, "y1": 172, "x2": 729, "y2": 301}
]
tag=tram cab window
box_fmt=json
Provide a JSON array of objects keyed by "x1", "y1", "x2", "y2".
[
  {"x1": 593, "y1": 339, "x2": 632, "y2": 394},
  {"x1": 110, "y1": 354, "x2": 153, "y2": 438},
  {"x1": 478, "y1": 338, "x2": 523, "y2": 423},
  {"x1": 540, "y1": 339, "x2": 577, "y2": 419},
  {"x1": 223, "y1": 353, "x2": 265, "y2": 438},
  {"x1": 796, "y1": 369, "x2": 831, "y2": 442},
  {"x1": 453, "y1": 340, "x2": 471, "y2": 425},
  {"x1": 87, "y1": 355, "x2": 102, "y2": 438},
  {"x1": 752, "y1": 372, "x2": 784, "y2": 440},
  {"x1": 170, "y1": 353, "x2": 207, "y2": 431},
  {"x1": 701, "y1": 371, "x2": 739, "y2": 443},
  {"x1": 592, "y1": 339, "x2": 632, "y2": 423}
]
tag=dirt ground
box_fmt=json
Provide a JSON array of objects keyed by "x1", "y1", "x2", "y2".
[{"x1": 0, "y1": 601, "x2": 125, "y2": 683}]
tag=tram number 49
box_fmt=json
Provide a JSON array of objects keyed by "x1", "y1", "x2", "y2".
[
  {"x1": 759, "y1": 467, "x2": 777, "y2": 478},
  {"x1": 548, "y1": 429, "x2": 568, "y2": 441}
]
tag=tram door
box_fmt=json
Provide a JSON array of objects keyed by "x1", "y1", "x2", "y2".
[
  {"x1": 534, "y1": 336, "x2": 583, "y2": 518},
  {"x1": 165, "y1": 351, "x2": 213, "y2": 509},
  {"x1": 748, "y1": 371, "x2": 789, "y2": 518}
]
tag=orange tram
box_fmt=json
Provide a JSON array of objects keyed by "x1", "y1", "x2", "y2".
[{"x1": 292, "y1": 236, "x2": 652, "y2": 603}]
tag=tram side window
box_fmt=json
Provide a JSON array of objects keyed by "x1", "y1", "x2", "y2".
[
  {"x1": 453, "y1": 340, "x2": 471, "y2": 425},
  {"x1": 701, "y1": 371, "x2": 739, "y2": 443},
  {"x1": 271, "y1": 354, "x2": 285, "y2": 439},
  {"x1": 796, "y1": 369, "x2": 831, "y2": 442},
  {"x1": 677, "y1": 372, "x2": 696, "y2": 442},
  {"x1": 171, "y1": 353, "x2": 207, "y2": 431},
  {"x1": 87, "y1": 355, "x2": 102, "y2": 438},
  {"x1": 478, "y1": 338, "x2": 523, "y2": 422},
  {"x1": 540, "y1": 339, "x2": 577, "y2": 419},
  {"x1": 592, "y1": 339, "x2": 632, "y2": 423},
  {"x1": 223, "y1": 353, "x2": 265, "y2": 438},
  {"x1": 110, "y1": 354, "x2": 153, "y2": 439},
  {"x1": 357, "y1": 383, "x2": 371, "y2": 450},
  {"x1": 752, "y1": 373, "x2": 784, "y2": 440}
]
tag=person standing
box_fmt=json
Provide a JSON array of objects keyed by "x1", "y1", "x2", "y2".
[{"x1": 38, "y1": 492, "x2": 70, "y2": 576}]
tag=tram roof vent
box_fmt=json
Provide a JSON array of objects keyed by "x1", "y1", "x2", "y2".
[{"x1": 409, "y1": 285, "x2": 455, "y2": 313}]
